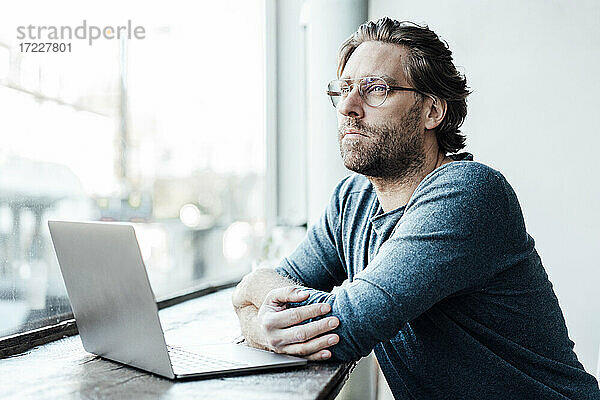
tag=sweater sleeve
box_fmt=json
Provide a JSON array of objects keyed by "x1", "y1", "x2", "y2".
[
  {"x1": 288, "y1": 163, "x2": 533, "y2": 361},
  {"x1": 274, "y1": 176, "x2": 351, "y2": 292}
]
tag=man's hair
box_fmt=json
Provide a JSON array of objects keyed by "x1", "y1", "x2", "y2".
[{"x1": 338, "y1": 17, "x2": 470, "y2": 154}]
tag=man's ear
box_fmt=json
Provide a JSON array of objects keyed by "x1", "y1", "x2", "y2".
[{"x1": 424, "y1": 97, "x2": 447, "y2": 130}]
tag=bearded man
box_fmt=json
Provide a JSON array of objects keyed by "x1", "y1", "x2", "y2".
[{"x1": 232, "y1": 17, "x2": 600, "y2": 399}]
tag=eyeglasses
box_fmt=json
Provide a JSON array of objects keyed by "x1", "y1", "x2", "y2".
[{"x1": 326, "y1": 76, "x2": 423, "y2": 108}]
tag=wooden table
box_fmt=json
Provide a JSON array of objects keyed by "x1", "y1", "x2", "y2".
[{"x1": 0, "y1": 288, "x2": 352, "y2": 399}]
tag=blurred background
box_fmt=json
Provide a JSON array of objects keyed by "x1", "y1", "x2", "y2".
[
  {"x1": 0, "y1": 1, "x2": 598, "y2": 399},
  {"x1": 0, "y1": 1, "x2": 282, "y2": 338}
]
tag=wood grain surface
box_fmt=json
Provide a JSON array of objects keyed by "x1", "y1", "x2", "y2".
[{"x1": 0, "y1": 288, "x2": 351, "y2": 400}]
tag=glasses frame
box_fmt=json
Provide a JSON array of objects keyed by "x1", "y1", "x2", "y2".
[{"x1": 326, "y1": 76, "x2": 424, "y2": 108}]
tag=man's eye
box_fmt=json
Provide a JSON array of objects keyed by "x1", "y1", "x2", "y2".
[
  {"x1": 340, "y1": 86, "x2": 351, "y2": 94},
  {"x1": 366, "y1": 85, "x2": 386, "y2": 94}
]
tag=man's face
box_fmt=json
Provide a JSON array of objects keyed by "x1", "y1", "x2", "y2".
[{"x1": 337, "y1": 41, "x2": 427, "y2": 180}]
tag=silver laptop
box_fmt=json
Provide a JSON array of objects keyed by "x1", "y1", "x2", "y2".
[{"x1": 48, "y1": 220, "x2": 306, "y2": 379}]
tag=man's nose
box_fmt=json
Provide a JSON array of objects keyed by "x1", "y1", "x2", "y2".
[{"x1": 337, "y1": 86, "x2": 365, "y2": 119}]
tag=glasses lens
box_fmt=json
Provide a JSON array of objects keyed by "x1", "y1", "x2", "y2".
[
  {"x1": 327, "y1": 80, "x2": 351, "y2": 108},
  {"x1": 360, "y1": 77, "x2": 388, "y2": 107}
]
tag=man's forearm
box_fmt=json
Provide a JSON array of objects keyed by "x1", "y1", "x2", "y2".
[{"x1": 232, "y1": 268, "x2": 299, "y2": 310}]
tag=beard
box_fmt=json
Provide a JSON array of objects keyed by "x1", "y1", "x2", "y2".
[{"x1": 338, "y1": 101, "x2": 426, "y2": 181}]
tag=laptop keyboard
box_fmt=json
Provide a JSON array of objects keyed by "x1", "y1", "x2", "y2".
[{"x1": 167, "y1": 346, "x2": 248, "y2": 372}]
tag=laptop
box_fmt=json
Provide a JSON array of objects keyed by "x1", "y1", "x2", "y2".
[{"x1": 48, "y1": 220, "x2": 307, "y2": 379}]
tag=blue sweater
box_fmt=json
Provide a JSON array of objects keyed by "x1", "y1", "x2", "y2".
[{"x1": 275, "y1": 152, "x2": 600, "y2": 399}]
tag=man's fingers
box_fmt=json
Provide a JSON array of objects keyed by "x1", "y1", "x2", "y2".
[
  {"x1": 280, "y1": 316, "x2": 339, "y2": 344},
  {"x1": 305, "y1": 350, "x2": 332, "y2": 361},
  {"x1": 266, "y1": 286, "x2": 309, "y2": 305},
  {"x1": 269, "y1": 303, "x2": 331, "y2": 328},
  {"x1": 279, "y1": 334, "x2": 339, "y2": 358}
]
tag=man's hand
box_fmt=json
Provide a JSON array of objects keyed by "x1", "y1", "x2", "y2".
[
  {"x1": 232, "y1": 269, "x2": 339, "y2": 360},
  {"x1": 232, "y1": 268, "x2": 297, "y2": 310},
  {"x1": 256, "y1": 286, "x2": 339, "y2": 361}
]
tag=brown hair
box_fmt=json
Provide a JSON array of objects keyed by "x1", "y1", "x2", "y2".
[{"x1": 338, "y1": 17, "x2": 470, "y2": 154}]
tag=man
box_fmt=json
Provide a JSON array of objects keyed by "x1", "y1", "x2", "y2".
[{"x1": 232, "y1": 17, "x2": 600, "y2": 399}]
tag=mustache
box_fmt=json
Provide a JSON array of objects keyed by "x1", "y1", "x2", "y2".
[{"x1": 339, "y1": 121, "x2": 374, "y2": 137}]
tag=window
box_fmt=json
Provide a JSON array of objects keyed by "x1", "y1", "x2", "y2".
[{"x1": 0, "y1": 1, "x2": 266, "y2": 340}]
